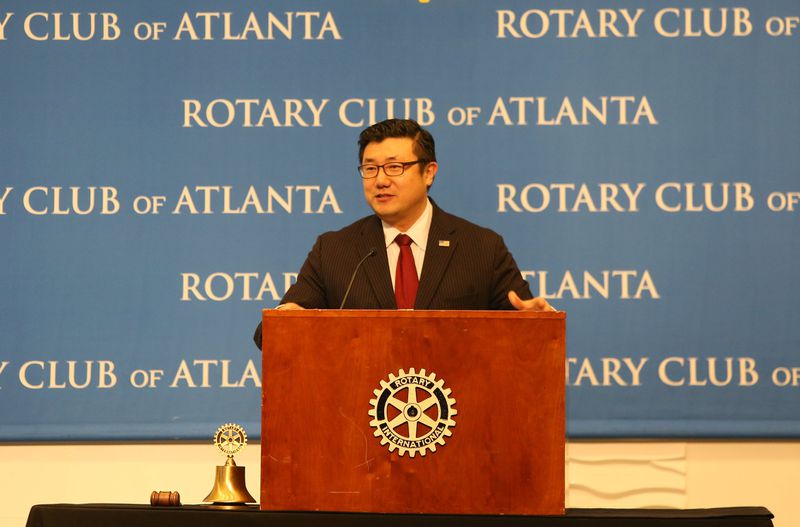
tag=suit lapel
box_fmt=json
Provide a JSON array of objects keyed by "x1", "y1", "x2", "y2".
[
  {"x1": 358, "y1": 217, "x2": 396, "y2": 309},
  {"x1": 415, "y1": 206, "x2": 457, "y2": 309}
]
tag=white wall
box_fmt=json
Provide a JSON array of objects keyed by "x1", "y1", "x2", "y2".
[
  {"x1": 3, "y1": 441, "x2": 797, "y2": 526},
  {"x1": 566, "y1": 441, "x2": 800, "y2": 524}
]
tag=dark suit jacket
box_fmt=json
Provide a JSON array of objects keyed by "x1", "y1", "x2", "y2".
[{"x1": 253, "y1": 204, "x2": 532, "y2": 348}]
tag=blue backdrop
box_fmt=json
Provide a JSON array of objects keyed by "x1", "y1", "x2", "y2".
[{"x1": 1, "y1": 1, "x2": 798, "y2": 440}]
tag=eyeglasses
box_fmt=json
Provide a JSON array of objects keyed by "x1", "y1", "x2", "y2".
[{"x1": 358, "y1": 160, "x2": 426, "y2": 179}]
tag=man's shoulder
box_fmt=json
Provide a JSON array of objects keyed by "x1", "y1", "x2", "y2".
[
  {"x1": 312, "y1": 204, "x2": 503, "y2": 243},
  {"x1": 433, "y1": 204, "x2": 503, "y2": 240}
]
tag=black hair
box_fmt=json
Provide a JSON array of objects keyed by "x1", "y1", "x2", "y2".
[{"x1": 357, "y1": 119, "x2": 436, "y2": 164}]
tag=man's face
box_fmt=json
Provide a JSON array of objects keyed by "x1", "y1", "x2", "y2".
[{"x1": 361, "y1": 137, "x2": 437, "y2": 231}]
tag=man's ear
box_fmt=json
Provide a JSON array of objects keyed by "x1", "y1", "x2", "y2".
[{"x1": 424, "y1": 161, "x2": 438, "y2": 188}]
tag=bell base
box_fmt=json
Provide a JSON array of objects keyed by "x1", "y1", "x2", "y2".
[{"x1": 202, "y1": 503, "x2": 260, "y2": 510}]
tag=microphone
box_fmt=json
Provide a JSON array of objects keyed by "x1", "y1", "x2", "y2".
[{"x1": 340, "y1": 248, "x2": 376, "y2": 309}]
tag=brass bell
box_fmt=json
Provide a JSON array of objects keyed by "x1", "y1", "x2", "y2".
[
  {"x1": 203, "y1": 423, "x2": 257, "y2": 505},
  {"x1": 203, "y1": 456, "x2": 256, "y2": 505}
]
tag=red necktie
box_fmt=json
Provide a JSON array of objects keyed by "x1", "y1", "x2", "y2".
[{"x1": 394, "y1": 234, "x2": 418, "y2": 309}]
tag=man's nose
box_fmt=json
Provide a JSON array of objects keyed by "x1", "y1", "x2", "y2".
[{"x1": 375, "y1": 169, "x2": 392, "y2": 186}]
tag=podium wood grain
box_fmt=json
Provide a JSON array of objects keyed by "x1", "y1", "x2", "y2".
[{"x1": 261, "y1": 310, "x2": 565, "y2": 515}]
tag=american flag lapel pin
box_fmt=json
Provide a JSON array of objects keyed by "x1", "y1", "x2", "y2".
[{"x1": 438, "y1": 240, "x2": 450, "y2": 247}]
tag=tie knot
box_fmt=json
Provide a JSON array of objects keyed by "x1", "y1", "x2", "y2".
[{"x1": 395, "y1": 234, "x2": 413, "y2": 247}]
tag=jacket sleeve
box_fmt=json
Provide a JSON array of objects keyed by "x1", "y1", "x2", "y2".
[
  {"x1": 489, "y1": 234, "x2": 533, "y2": 310},
  {"x1": 281, "y1": 235, "x2": 331, "y2": 309},
  {"x1": 252, "y1": 235, "x2": 330, "y2": 350}
]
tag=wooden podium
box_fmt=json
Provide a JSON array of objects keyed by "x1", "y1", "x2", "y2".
[{"x1": 261, "y1": 310, "x2": 565, "y2": 515}]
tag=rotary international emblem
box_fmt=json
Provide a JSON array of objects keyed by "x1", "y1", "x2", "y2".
[
  {"x1": 368, "y1": 368, "x2": 456, "y2": 457},
  {"x1": 213, "y1": 423, "x2": 248, "y2": 457}
]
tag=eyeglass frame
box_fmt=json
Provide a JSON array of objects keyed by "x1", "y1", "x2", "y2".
[{"x1": 357, "y1": 159, "x2": 429, "y2": 179}]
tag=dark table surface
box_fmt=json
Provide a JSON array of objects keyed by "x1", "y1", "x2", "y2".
[{"x1": 26, "y1": 504, "x2": 774, "y2": 527}]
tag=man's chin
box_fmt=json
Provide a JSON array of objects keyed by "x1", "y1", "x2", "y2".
[
  {"x1": 369, "y1": 200, "x2": 394, "y2": 215},
  {"x1": 370, "y1": 205, "x2": 398, "y2": 224}
]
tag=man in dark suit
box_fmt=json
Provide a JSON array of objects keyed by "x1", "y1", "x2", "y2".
[{"x1": 254, "y1": 119, "x2": 553, "y2": 349}]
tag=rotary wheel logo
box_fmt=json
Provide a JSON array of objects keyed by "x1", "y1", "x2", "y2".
[
  {"x1": 213, "y1": 423, "x2": 247, "y2": 457},
  {"x1": 368, "y1": 368, "x2": 456, "y2": 458}
]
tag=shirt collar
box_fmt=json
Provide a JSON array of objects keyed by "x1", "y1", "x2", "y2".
[{"x1": 382, "y1": 198, "x2": 433, "y2": 251}]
